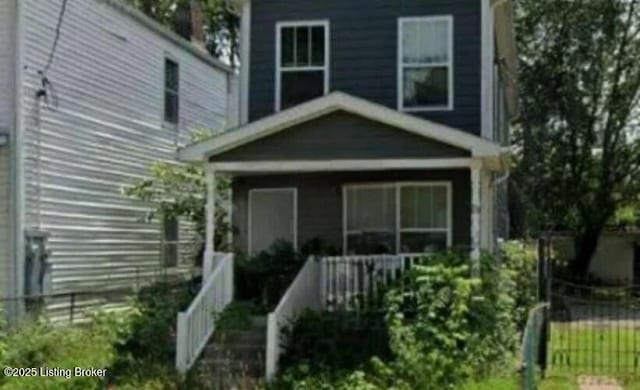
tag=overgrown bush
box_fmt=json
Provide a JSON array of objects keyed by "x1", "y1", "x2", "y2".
[
  {"x1": 383, "y1": 251, "x2": 518, "y2": 389},
  {"x1": 0, "y1": 314, "x2": 129, "y2": 390},
  {"x1": 270, "y1": 250, "x2": 527, "y2": 390},
  {"x1": 278, "y1": 310, "x2": 390, "y2": 373},
  {"x1": 235, "y1": 239, "x2": 338, "y2": 311},
  {"x1": 0, "y1": 279, "x2": 200, "y2": 390},
  {"x1": 500, "y1": 240, "x2": 538, "y2": 329}
]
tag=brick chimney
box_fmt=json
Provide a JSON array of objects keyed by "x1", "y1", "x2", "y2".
[{"x1": 190, "y1": 0, "x2": 206, "y2": 49}]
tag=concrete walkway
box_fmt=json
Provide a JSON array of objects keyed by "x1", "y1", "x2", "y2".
[{"x1": 578, "y1": 376, "x2": 623, "y2": 390}]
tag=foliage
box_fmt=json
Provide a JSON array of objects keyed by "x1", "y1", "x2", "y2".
[
  {"x1": 501, "y1": 241, "x2": 539, "y2": 329},
  {"x1": 235, "y1": 240, "x2": 335, "y2": 311},
  {"x1": 0, "y1": 314, "x2": 128, "y2": 390},
  {"x1": 513, "y1": 0, "x2": 640, "y2": 275},
  {"x1": 215, "y1": 301, "x2": 261, "y2": 332},
  {"x1": 124, "y1": 130, "x2": 232, "y2": 258},
  {"x1": 106, "y1": 280, "x2": 196, "y2": 385},
  {"x1": 271, "y1": 251, "x2": 524, "y2": 390},
  {"x1": 0, "y1": 279, "x2": 204, "y2": 390},
  {"x1": 278, "y1": 310, "x2": 390, "y2": 373},
  {"x1": 382, "y1": 251, "x2": 517, "y2": 389},
  {"x1": 124, "y1": 0, "x2": 240, "y2": 67}
]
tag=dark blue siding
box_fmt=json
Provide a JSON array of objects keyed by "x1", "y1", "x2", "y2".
[{"x1": 249, "y1": 0, "x2": 481, "y2": 135}]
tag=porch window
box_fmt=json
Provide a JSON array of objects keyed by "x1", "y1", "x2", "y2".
[
  {"x1": 276, "y1": 21, "x2": 329, "y2": 111},
  {"x1": 344, "y1": 183, "x2": 451, "y2": 255},
  {"x1": 398, "y1": 16, "x2": 453, "y2": 111}
]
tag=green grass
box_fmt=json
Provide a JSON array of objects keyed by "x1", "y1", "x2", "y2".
[
  {"x1": 458, "y1": 376, "x2": 519, "y2": 390},
  {"x1": 549, "y1": 322, "x2": 640, "y2": 377}
]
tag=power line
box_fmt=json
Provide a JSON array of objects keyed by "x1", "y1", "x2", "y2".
[{"x1": 42, "y1": 0, "x2": 69, "y2": 75}]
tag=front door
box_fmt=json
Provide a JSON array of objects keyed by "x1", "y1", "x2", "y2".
[{"x1": 249, "y1": 188, "x2": 297, "y2": 254}]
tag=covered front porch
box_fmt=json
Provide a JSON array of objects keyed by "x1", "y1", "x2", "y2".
[{"x1": 176, "y1": 92, "x2": 508, "y2": 376}]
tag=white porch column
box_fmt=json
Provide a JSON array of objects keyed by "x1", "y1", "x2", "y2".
[
  {"x1": 470, "y1": 161, "x2": 482, "y2": 274},
  {"x1": 204, "y1": 168, "x2": 216, "y2": 278}
]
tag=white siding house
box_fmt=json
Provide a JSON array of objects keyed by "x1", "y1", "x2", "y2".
[
  {"x1": 1, "y1": 0, "x2": 235, "y2": 319},
  {"x1": 0, "y1": 0, "x2": 17, "y2": 304}
]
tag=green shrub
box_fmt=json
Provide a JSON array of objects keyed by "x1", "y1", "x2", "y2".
[
  {"x1": 383, "y1": 251, "x2": 517, "y2": 389},
  {"x1": 0, "y1": 314, "x2": 128, "y2": 390},
  {"x1": 235, "y1": 239, "x2": 338, "y2": 311},
  {"x1": 279, "y1": 310, "x2": 390, "y2": 373},
  {"x1": 500, "y1": 240, "x2": 539, "y2": 329}
]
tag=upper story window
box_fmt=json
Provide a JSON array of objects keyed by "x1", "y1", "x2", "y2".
[
  {"x1": 276, "y1": 21, "x2": 329, "y2": 111},
  {"x1": 398, "y1": 16, "x2": 453, "y2": 111},
  {"x1": 164, "y1": 58, "x2": 179, "y2": 125}
]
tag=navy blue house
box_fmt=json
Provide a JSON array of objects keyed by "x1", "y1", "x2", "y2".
[{"x1": 180, "y1": 0, "x2": 518, "y2": 260}]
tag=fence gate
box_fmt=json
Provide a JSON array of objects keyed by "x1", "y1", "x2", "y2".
[{"x1": 546, "y1": 247, "x2": 640, "y2": 377}]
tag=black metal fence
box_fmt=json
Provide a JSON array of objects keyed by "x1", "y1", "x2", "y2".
[
  {"x1": 549, "y1": 278, "x2": 640, "y2": 376},
  {"x1": 1, "y1": 266, "x2": 201, "y2": 324}
]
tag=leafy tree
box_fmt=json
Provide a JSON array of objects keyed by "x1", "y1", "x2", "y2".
[
  {"x1": 125, "y1": 0, "x2": 240, "y2": 67},
  {"x1": 123, "y1": 131, "x2": 231, "y2": 255},
  {"x1": 514, "y1": 0, "x2": 640, "y2": 275}
]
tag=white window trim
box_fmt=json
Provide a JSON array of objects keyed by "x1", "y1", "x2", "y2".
[
  {"x1": 275, "y1": 20, "x2": 330, "y2": 112},
  {"x1": 397, "y1": 16, "x2": 454, "y2": 112},
  {"x1": 342, "y1": 182, "x2": 453, "y2": 256},
  {"x1": 248, "y1": 188, "x2": 298, "y2": 254}
]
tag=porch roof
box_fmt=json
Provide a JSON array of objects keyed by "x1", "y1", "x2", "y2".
[{"x1": 178, "y1": 92, "x2": 503, "y2": 164}]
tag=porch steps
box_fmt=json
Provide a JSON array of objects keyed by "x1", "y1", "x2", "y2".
[{"x1": 190, "y1": 325, "x2": 266, "y2": 389}]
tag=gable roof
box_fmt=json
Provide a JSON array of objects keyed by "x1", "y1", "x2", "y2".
[{"x1": 179, "y1": 92, "x2": 501, "y2": 163}]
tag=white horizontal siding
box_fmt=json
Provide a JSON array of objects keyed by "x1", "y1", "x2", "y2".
[
  {"x1": 20, "y1": 0, "x2": 229, "y2": 295},
  {"x1": 0, "y1": 0, "x2": 15, "y2": 300},
  {"x1": 0, "y1": 148, "x2": 11, "y2": 300}
]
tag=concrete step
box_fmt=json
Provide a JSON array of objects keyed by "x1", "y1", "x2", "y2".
[
  {"x1": 214, "y1": 329, "x2": 267, "y2": 345},
  {"x1": 201, "y1": 357, "x2": 265, "y2": 378},
  {"x1": 205, "y1": 343, "x2": 265, "y2": 361}
]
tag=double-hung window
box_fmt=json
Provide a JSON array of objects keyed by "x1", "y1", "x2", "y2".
[
  {"x1": 399, "y1": 16, "x2": 453, "y2": 111},
  {"x1": 276, "y1": 21, "x2": 329, "y2": 111},
  {"x1": 344, "y1": 183, "x2": 452, "y2": 255},
  {"x1": 164, "y1": 58, "x2": 179, "y2": 125}
]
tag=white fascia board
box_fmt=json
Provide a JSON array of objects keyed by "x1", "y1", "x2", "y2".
[
  {"x1": 178, "y1": 92, "x2": 502, "y2": 163},
  {"x1": 209, "y1": 158, "x2": 474, "y2": 173}
]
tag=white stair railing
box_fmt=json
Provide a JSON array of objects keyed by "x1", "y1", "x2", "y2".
[
  {"x1": 265, "y1": 257, "x2": 321, "y2": 381},
  {"x1": 175, "y1": 252, "x2": 234, "y2": 374},
  {"x1": 320, "y1": 254, "x2": 425, "y2": 310}
]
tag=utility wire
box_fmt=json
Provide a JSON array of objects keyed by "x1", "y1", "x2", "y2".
[{"x1": 42, "y1": 0, "x2": 69, "y2": 75}]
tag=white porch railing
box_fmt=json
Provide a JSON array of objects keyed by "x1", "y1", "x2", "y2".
[
  {"x1": 264, "y1": 253, "x2": 428, "y2": 380},
  {"x1": 175, "y1": 252, "x2": 234, "y2": 374},
  {"x1": 265, "y1": 257, "x2": 321, "y2": 380},
  {"x1": 320, "y1": 254, "x2": 425, "y2": 311}
]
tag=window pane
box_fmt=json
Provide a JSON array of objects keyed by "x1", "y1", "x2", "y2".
[
  {"x1": 296, "y1": 26, "x2": 310, "y2": 66},
  {"x1": 400, "y1": 232, "x2": 447, "y2": 254},
  {"x1": 281, "y1": 27, "x2": 295, "y2": 67},
  {"x1": 165, "y1": 59, "x2": 179, "y2": 91},
  {"x1": 401, "y1": 186, "x2": 448, "y2": 229},
  {"x1": 432, "y1": 186, "x2": 448, "y2": 228},
  {"x1": 403, "y1": 66, "x2": 449, "y2": 108},
  {"x1": 163, "y1": 215, "x2": 179, "y2": 267},
  {"x1": 402, "y1": 19, "x2": 450, "y2": 64},
  {"x1": 311, "y1": 26, "x2": 325, "y2": 66},
  {"x1": 164, "y1": 92, "x2": 178, "y2": 124},
  {"x1": 346, "y1": 187, "x2": 396, "y2": 255},
  {"x1": 280, "y1": 71, "x2": 324, "y2": 109}
]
